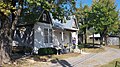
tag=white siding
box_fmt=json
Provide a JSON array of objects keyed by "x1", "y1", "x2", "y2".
[
  {"x1": 64, "y1": 31, "x2": 71, "y2": 45},
  {"x1": 71, "y1": 32, "x2": 78, "y2": 45},
  {"x1": 53, "y1": 30, "x2": 72, "y2": 47},
  {"x1": 33, "y1": 22, "x2": 53, "y2": 54},
  {"x1": 53, "y1": 30, "x2": 62, "y2": 46},
  {"x1": 107, "y1": 37, "x2": 119, "y2": 45}
]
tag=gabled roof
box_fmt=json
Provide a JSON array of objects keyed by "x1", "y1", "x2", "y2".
[
  {"x1": 52, "y1": 15, "x2": 79, "y2": 31},
  {"x1": 52, "y1": 19, "x2": 64, "y2": 30},
  {"x1": 17, "y1": 10, "x2": 52, "y2": 26},
  {"x1": 63, "y1": 16, "x2": 79, "y2": 31}
]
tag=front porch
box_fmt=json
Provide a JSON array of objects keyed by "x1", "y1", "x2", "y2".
[{"x1": 53, "y1": 27, "x2": 79, "y2": 54}]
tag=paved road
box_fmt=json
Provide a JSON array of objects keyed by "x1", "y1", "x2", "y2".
[{"x1": 50, "y1": 47, "x2": 120, "y2": 67}]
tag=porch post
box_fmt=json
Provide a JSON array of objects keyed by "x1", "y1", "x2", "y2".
[
  {"x1": 61, "y1": 31, "x2": 64, "y2": 53},
  {"x1": 76, "y1": 31, "x2": 79, "y2": 49},
  {"x1": 73, "y1": 31, "x2": 80, "y2": 53},
  {"x1": 61, "y1": 31, "x2": 64, "y2": 43}
]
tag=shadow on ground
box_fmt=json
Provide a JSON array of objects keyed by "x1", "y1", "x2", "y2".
[
  {"x1": 84, "y1": 43, "x2": 101, "y2": 48},
  {"x1": 51, "y1": 58, "x2": 72, "y2": 67}
]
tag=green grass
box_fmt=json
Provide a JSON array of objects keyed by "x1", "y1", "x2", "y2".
[
  {"x1": 82, "y1": 47, "x2": 105, "y2": 53},
  {"x1": 52, "y1": 53, "x2": 80, "y2": 59},
  {"x1": 101, "y1": 58, "x2": 120, "y2": 67},
  {"x1": 107, "y1": 45, "x2": 120, "y2": 49}
]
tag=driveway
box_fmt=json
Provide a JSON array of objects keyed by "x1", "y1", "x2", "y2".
[{"x1": 50, "y1": 47, "x2": 120, "y2": 67}]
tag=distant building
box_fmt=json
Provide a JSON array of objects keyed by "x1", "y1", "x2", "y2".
[
  {"x1": 107, "y1": 35, "x2": 119, "y2": 45},
  {"x1": 89, "y1": 34, "x2": 100, "y2": 40}
]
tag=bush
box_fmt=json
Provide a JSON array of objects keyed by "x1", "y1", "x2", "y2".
[
  {"x1": 38, "y1": 48, "x2": 57, "y2": 55},
  {"x1": 24, "y1": 46, "x2": 33, "y2": 53},
  {"x1": 12, "y1": 46, "x2": 25, "y2": 54},
  {"x1": 12, "y1": 46, "x2": 33, "y2": 54},
  {"x1": 78, "y1": 44, "x2": 85, "y2": 49}
]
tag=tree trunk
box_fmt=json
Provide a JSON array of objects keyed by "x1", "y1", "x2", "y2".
[
  {"x1": 82, "y1": 34, "x2": 83, "y2": 43},
  {"x1": 119, "y1": 36, "x2": 120, "y2": 48},
  {"x1": 100, "y1": 33, "x2": 103, "y2": 47},
  {"x1": 0, "y1": 39, "x2": 11, "y2": 64},
  {"x1": 0, "y1": 18, "x2": 12, "y2": 65},
  {"x1": 0, "y1": 5, "x2": 21, "y2": 65},
  {"x1": 104, "y1": 35, "x2": 108, "y2": 46},
  {"x1": 0, "y1": 0, "x2": 24, "y2": 65},
  {"x1": 103, "y1": 26, "x2": 108, "y2": 46},
  {"x1": 78, "y1": 34, "x2": 83, "y2": 44},
  {"x1": 93, "y1": 33, "x2": 95, "y2": 47},
  {"x1": 84, "y1": 28, "x2": 87, "y2": 44}
]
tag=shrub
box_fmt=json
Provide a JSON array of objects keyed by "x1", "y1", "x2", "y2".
[
  {"x1": 24, "y1": 46, "x2": 33, "y2": 53},
  {"x1": 38, "y1": 48, "x2": 57, "y2": 55},
  {"x1": 12, "y1": 46, "x2": 25, "y2": 54},
  {"x1": 12, "y1": 46, "x2": 33, "y2": 54},
  {"x1": 78, "y1": 44, "x2": 85, "y2": 49}
]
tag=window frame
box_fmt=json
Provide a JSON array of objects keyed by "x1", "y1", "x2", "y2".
[
  {"x1": 43, "y1": 13, "x2": 47, "y2": 21},
  {"x1": 44, "y1": 28, "x2": 53, "y2": 43}
]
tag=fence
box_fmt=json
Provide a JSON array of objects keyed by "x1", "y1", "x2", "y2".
[{"x1": 115, "y1": 61, "x2": 120, "y2": 67}]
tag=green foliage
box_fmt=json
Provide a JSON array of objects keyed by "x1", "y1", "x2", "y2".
[
  {"x1": 78, "y1": 44, "x2": 85, "y2": 49},
  {"x1": 88, "y1": 0, "x2": 119, "y2": 35},
  {"x1": 0, "y1": 0, "x2": 76, "y2": 21},
  {"x1": 16, "y1": 0, "x2": 76, "y2": 23},
  {"x1": 75, "y1": 4, "x2": 90, "y2": 34},
  {"x1": 26, "y1": 0, "x2": 76, "y2": 20},
  {"x1": 101, "y1": 58, "x2": 120, "y2": 67},
  {"x1": 12, "y1": 46, "x2": 33, "y2": 54},
  {"x1": 0, "y1": 1, "x2": 15, "y2": 16},
  {"x1": 38, "y1": 48, "x2": 57, "y2": 55}
]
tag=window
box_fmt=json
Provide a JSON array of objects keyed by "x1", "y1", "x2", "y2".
[
  {"x1": 43, "y1": 13, "x2": 47, "y2": 21},
  {"x1": 44, "y1": 28, "x2": 52, "y2": 43},
  {"x1": 49, "y1": 29, "x2": 53, "y2": 43},
  {"x1": 44, "y1": 29, "x2": 48, "y2": 43},
  {"x1": 69, "y1": 33, "x2": 72, "y2": 43}
]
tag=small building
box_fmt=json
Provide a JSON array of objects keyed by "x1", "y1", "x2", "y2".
[
  {"x1": 107, "y1": 35, "x2": 119, "y2": 45},
  {"x1": 89, "y1": 34, "x2": 100, "y2": 40},
  {"x1": 12, "y1": 10, "x2": 79, "y2": 54}
]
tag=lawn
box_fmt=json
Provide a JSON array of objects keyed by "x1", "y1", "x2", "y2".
[
  {"x1": 82, "y1": 47, "x2": 105, "y2": 53},
  {"x1": 107, "y1": 45, "x2": 120, "y2": 49},
  {"x1": 51, "y1": 53, "x2": 80, "y2": 59},
  {"x1": 100, "y1": 58, "x2": 120, "y2": 67},
  {"x1": 3, "y1": 53, "x2": 80, "y2": 67}
]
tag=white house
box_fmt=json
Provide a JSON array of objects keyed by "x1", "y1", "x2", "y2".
[{"x1": 13, "y1": 10, "x2": 79, "y2": 54}]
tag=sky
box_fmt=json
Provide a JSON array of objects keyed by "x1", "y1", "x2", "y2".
[{"x1": 76, "y1": 0, "x2": 120, "y2": 10}]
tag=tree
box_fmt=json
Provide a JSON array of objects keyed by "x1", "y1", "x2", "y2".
[
  {"x1": 75, "y1": 4, "x2": 90, "y2": 44},
  {"x1": 0, "y1": 0, "x2": 76, "y2": 65},
  {"x1": 88, "y1": 0, "x2": 119, "y2": 46},
  {"x1": 0, "y1": 0, "x2": 16, "y2": 64}
]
